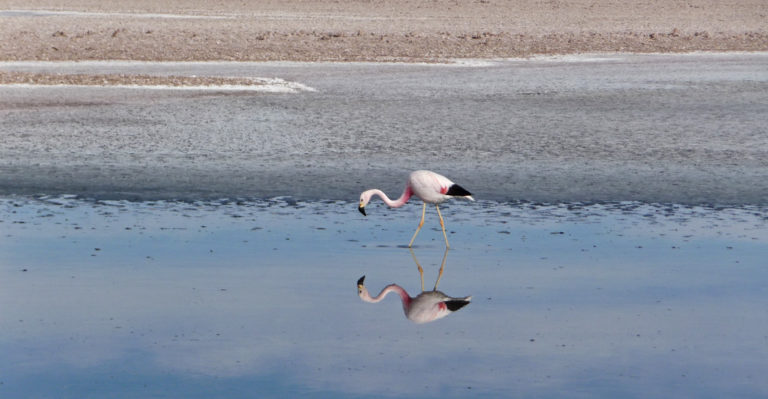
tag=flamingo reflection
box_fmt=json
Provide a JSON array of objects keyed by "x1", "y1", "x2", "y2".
[{"x1": 357, "y1": 249, "x2": 471, "y2": 324}]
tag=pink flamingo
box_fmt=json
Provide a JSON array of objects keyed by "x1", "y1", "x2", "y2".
[
  {"x1": 358, "y1": 170, "x2": 474, "y2": 248},
  {"x1": 356, "y1": 249, "x2": 471, "y2": 324}
]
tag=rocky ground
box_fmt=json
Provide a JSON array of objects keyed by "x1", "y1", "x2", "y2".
[
  {"x1": 0, "y1": 70, "x2": 277, "y2": 86},
  {"x1": 1, "y1": 0, "x2": 767, "y2": 63}
]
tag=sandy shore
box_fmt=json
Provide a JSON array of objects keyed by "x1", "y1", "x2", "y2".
[{"x1": 1, "y1": 0, "x2": 767, "y2": 63}]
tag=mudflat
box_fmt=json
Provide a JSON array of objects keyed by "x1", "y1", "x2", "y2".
[
  {"x1": 1, "y1": 0, "x2": 767, "y2": 62},
  {"x1": 1, "y1": 2, "x2": 767, "y2": 204}
]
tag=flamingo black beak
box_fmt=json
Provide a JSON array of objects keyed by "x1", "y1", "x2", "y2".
[
  {"x1": 357, "y1": 275, "x2": 366, "y2": 294},
  {"x1": 358, "y1": 205, "x2": 366, "y2": 216}
]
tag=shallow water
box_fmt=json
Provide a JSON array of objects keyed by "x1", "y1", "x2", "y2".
[
  {"x1": 3, "y1": 53, "x2": 768, "y2": 204},
  {"x1": 2, "y1": 196, "x2": 767, "y2": 398}
]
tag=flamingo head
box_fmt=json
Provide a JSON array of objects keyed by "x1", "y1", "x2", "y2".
[
  {"x1": 358, "y1": 190, "x2": 373, "y2": 216},
  {"x1": 357, "y1": 275, "x2": 368, "y2": 298}
]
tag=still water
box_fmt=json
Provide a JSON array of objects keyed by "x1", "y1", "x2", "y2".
[{"x1": 1, "y1": 196, "x2": 766, "y2": 398}]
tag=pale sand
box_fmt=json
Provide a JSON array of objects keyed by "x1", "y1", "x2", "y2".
[
  {"x1": 1, "y1": 0, "x2": 767, "y2": 64},
  {"x1": 0, "y1": 70, "x2": 318, "y2": 91}
]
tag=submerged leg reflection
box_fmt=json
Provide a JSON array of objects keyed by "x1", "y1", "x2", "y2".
[{"x1": 409, "y1": 247, "x2": 450, "y2": 291}]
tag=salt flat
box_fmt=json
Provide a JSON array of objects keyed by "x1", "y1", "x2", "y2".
[{"x1": 1, "y1": 53, "x2": 767, "y2": 204}]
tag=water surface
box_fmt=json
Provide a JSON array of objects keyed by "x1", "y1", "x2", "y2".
[{"x1": 2, "y1": 196, "x2": 766, "y2": 398}]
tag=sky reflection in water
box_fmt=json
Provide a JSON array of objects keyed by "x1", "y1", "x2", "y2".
[{"x1": 1, "y1": 196, "x2": 767, "y2": 398}]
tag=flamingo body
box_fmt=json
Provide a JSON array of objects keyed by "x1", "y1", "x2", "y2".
[
  {"x1": 357, "y1": 276, "x2": 471, "y2": 324},
  {"x1": 407, "y1": 291, "x2": 471, "y2": 324},
  {"x1": 358, "y1": 170, "x2": 473, "y2": 248},
  {"x1": 408, "y1": 170, "x2": 473, "y2": 204}
]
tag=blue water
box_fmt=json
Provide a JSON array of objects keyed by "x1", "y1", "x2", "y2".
[{"x1": 1, "y1": 196, "x2": 767, "y2": 398}]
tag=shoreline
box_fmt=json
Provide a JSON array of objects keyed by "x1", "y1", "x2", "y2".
[
  {"x1": 3, "y1": 52, "x2": 766, "y2": 88},
  {"x1": 2, "y1": 1, "x2": 767, "y2": 63}
]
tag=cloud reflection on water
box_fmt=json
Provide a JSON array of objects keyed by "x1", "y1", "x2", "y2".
[{"x1": 1, "y1": 196, "x2": 767, "y2": 398}]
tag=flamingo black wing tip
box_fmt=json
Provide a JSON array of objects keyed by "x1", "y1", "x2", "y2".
[
  {"x1": 445, "y1": 299, "x2": 471, "y2": 312},
  {"x1": 446, "y1": 184, "x2": 472, "y2": 197}
]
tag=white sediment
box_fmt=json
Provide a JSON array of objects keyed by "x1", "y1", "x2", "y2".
[
  {"x1": 0, "y1": 9, "x2": 234, "y2": 19},
  {"x1": 0, "y1": 80, "x2": 317, "y2": 93}
]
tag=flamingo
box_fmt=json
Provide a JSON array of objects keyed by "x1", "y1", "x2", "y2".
[
  {"x1": 358, "y1": 170, "x2": 474, "y2": 249},
  {"x1": 356, "y1": 249, "x2": 471, "y2": 324}
]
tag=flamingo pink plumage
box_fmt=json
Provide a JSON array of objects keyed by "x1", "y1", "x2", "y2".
[
  {"x1": 357, "y1": 276, "x2": 471, "y2": 324},
  {"x1": 358, "y1": 170, "x2": 474, "y2": 248}
]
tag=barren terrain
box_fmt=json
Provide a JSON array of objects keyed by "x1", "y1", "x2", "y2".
[{"x1": 2, "y1": 0, "x2": 767, "y2": 63}]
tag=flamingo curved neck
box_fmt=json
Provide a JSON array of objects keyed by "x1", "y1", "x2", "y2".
[
  {"x1": 369, "y1": 186, "x2": 412, "y2": 208},
  {"x1": 365, "y1": 284, "x2": 412, "y2": 309}
]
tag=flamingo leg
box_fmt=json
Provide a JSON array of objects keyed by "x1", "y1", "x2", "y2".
[
  {"x1": 433, "y1": 248, "x2": 449, "y2": 290},
  {"x1": 435, "y1": 204, "x2": 450, "y2": 249},
  {"x1": 409, "y1": 248, "x2": 425, "y2": 291},
  {"x1": 408, "y1": 202, "x2": 427, "y2": 248}
]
